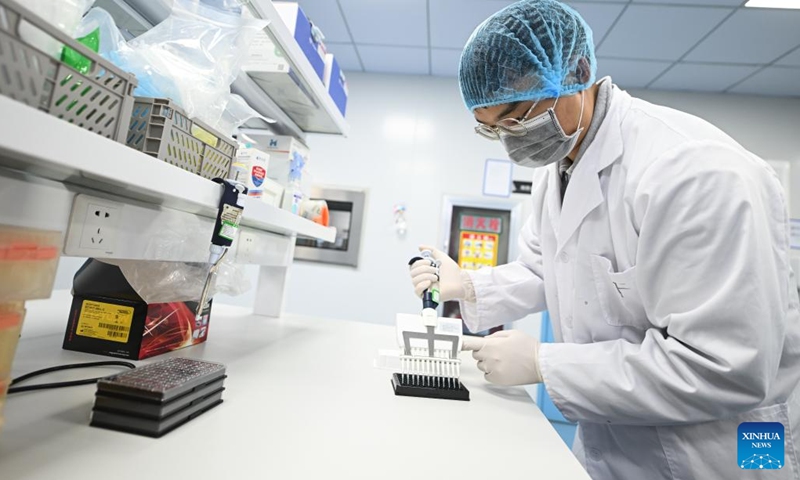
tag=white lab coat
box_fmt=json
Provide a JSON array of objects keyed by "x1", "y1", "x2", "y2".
[{"x1": 461, "y1": 86, "x2": 800, "y2": 479}]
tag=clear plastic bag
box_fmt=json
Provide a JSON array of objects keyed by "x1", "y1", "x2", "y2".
[
  {"x1": 12, "y1": 0, "x2": 95, "y2": 58},
  {"x1": 104, "y1": 260, "x2": 208, "y2": 304},
  {"x1": 102, "y1": 257, "x2": 251, "y2": 304},
  {"x1": 197, "y1": 0, "x2": 247, "y2": 15},
  {"x1": 62, "y1": 7, "x2": 126, "y2": 74},
  {"x1": 73, "y1": 7, "x2": 126, "y2": 59},
  {"x1": 212, "y1": 256, "x2": 252, "y2": 298},
  {"x1": 98, "y1": 215, "x2": 251, "y2": 304},
  {"x1": 111, "y1": 0, "x2": 268, "y2": 128},
  {"x1": 217, "y1": 93, "x2": 275, "y2": 138}
]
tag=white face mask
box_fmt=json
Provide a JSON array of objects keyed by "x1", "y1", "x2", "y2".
[{"x1": 500, "y1": 92, "x2": 585, "y2": 169}]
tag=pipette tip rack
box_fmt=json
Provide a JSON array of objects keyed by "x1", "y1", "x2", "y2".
[{"x1": 391, "y1": 373, "x2": 470, "y2": 401}]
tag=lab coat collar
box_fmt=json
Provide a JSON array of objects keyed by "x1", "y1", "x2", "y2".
[{"x1": 553, "y1": 86, "x2": 630, "y2": 253}]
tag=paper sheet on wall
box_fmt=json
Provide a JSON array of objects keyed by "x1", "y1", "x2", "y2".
[{"x1": 483, "y1": 159, "x2": 512, "y2": 198}]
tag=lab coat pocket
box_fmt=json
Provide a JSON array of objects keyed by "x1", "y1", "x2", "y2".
[
  {"x1": 659, "y1": 402, "x2": 798, "y2": 480},
  {"x1": 590, "y1": 255, "x2": 648, "y2": 328}
]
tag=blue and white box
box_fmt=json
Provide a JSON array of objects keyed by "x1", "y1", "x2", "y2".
[
  {"x1": 274, "y1": 2, "x2": 326, "y2": 80},
  {"x1": 323, "y1": 54, "x2": 348, "y2": 117},
  {"x1": 244, "y1": 3, "x2": 325, "y2": 80},
  {"x1": 243, "y1": 4, "x2": 330, "y2": 131}
]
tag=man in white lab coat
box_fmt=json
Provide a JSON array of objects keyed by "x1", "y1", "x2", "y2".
[{"x1": 409, "y1": 1, "x2": 800, "y2": 478}]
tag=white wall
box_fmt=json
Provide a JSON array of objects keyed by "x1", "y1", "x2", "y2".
[
  {"x1": 53, "y1": 73, "x2": 800, "y2": 327},
  {"x1": 282, "y1": 74, "x2": 800, "y2": 325},
  {"x1": 628, "y1": 88, "x2": 800, "y2": 214},
  {"x1": 268, "y1": 73, "x2": 532, "y2": 325}
]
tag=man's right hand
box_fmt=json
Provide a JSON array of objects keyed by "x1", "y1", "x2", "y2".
[{"x1": 408, "y1": 246, "x2": 465, "y2": 302}]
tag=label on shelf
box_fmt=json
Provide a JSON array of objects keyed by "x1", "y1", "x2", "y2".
[{"x1": 191, "y1": 124, "x2": 219, "y2": 148}]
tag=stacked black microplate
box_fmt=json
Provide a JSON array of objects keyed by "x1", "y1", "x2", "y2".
[{"x1": 90, "y1": 358, "x2": 226, "y2": 437}]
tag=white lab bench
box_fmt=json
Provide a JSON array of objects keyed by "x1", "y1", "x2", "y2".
[{"x1": 0, "y1": 292, "x2": 590, "y2": 480}]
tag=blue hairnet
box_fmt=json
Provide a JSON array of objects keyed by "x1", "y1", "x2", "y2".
[{"x1": 459, "y1": 0, "x2": 597, "y2": 111}]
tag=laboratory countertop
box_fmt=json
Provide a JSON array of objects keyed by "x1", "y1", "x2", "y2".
[{"x1": 0, "y1": 292, "x2": 589, "y2": 480}]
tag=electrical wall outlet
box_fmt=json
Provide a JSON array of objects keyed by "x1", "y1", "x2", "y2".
[
  {"x1": 64, "y1": 194, "x2": 214, "y2": 261},
  {"x1": 65, "y1": 195, "x2": 123, "y2": 257},
  {"x1": 79, "y1": 203, "x2": 120, "y2": 251}
]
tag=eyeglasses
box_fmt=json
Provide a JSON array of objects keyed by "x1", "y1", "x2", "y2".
[{"x1": 474, "y1": 97, "x2": 557, "y2": 141}]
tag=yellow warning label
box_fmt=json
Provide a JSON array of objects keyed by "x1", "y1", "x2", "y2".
[
  {"x1": 191, "y1": 124, "x2": 219, "y2": 148},
  {"x1": 77, "y1": 300, "x2": 134, "y2": 344}
]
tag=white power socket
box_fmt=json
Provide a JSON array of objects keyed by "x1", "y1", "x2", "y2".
[
  {"x1": 65, "y1": 195, "x2": 122, "y2": 257},
  {"x1": 79, "y1": 203, "x2": 119, "y2": 250}
]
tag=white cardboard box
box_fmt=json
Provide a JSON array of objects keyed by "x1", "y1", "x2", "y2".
[
  {"x1": 243, "y1": 3, "x2": 326, "y2": 78},
  {"x1": 260, "y1": 136, "x2": 311, "y2": 214},
  {"x1": 230, "y1": 147, "x2": 270, "y2": 198},
  {"x1": 261, "y1": 136, "x2": 310, "y2": 186},
  {"x1": 261, "y1": 177, "x2": 285, "y2": 208},
  {"x1": 243, "y1": 4, "x2": 327, "y2": 129}
]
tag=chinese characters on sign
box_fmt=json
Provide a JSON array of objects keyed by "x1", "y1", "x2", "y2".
[{"x1": 460, "y1": 215, "x2": 502, "y2": 234}]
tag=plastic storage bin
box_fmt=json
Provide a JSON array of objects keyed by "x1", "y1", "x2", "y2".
[
  {"x1": 126, "y1": 98, "x2": 237, "y2": 180},
  {"x1": 0, "y1": 302, "x2": 25, "y2": 435},
  {"x1": 0, "y1": 227, "x2": 61, "y2": 302},
  {"x1": 0, "y1": 0, "x2": 138, "y2": 143}
]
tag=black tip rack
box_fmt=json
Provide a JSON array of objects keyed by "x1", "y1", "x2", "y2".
[{"x1": 392, "y1": 373, "x2": 470, "y2": 401}]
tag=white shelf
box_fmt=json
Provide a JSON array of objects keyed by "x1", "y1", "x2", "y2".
[
  {"x1": 246, "y1": 0, "x2": 350, "y2": 136},
  {"x1": 230, "y1": 72, "x2": 306, "y2": 141},
  {"x1": 0, "y1": 96, "x2": 336, "y2": 243},
  {"x1": 102, "y1": 0, "x2": 349, "y2": 139}
]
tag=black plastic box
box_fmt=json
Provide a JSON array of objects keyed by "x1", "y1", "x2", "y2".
[{"x1": 63, "y1": 259, "x2": 212, "y2": 360}]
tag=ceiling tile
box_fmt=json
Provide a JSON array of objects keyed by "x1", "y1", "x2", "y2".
[
  {"x1": 729, "y1": 66, "x2": 800, "y2": 97},
  {"x1": 650, "y1": 63, "x2": 760, "y2": 92},
  {"x1": 633, "y1": 0, "x2": 743, "y2": 5},
  {"x1": 429, "y1": 0, "x2": 515, "y2": 50},
  {"x1": 686, "y1": 9, "x2": 800, "y2": 64},
  {"x1": 358, "y1": 45, "x2": 429, "y2": 75},
  {"x1": 296, "y1": 0, "x2": 351, "y2": 43},
  {"x1": 431, "y1": 49, "x2": 462, "y2": 77},
  {"x1": 325, "y1": 43, "x2": 362, "y2": 72},
  {"x1": 776, "y1": 47, "x2": 800, "y2": 67},
  {"x1": 565, "y1": 2, "x2": 627, "y2": 44},
  {"x1": 339, "y1": 0, "x2": 428, "y2": 47},
  {"x1": 598, "y1": 5, "x2": 732, "y2": 61},
  {"x1": 429, "y1": 1, "x2": 625, "y2": 51},
  {"x1": 597, "y1": 58, "x2": 672, "y2": 88}
]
